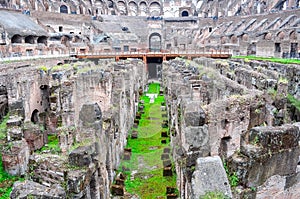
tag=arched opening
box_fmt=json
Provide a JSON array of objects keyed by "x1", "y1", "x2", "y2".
[
  {"x1": 11, "y1": 34, "x2": 22, "y2": 43},
  {"x1": 139, "y1": 2, "x2": 147, "y2": 16},
  {"x1": 128, "y1": 1, "x2": 138, "y2": 16},
  {"x1": 149, "y1": 32, "x2": 161, "y2": 52},
  {"x1": 25, "y1": 35, "x2": 35, "y2": 44},
  {"x1": 79, "y1": 5, "x2": 83, "y2": 14},
  {"x1": 247, "y1": 43, "x2": 256, "y2": 56},
  {"x1": 108, "y1": 0, "x2": 114, "y2": 8},
  {"x1": 149, "y1": 2, "x2": 160, "y2": 16},
  {"x1": 181, "y1": 10, "x2": 189, "y2": 17},
  {"x1": 117, "y1": 1, "x2": 127, "y2": 15},
  {"x1": 37, "y1": 36, "x2": 47, "y2": 45},
  {"x1": 31, "y1": 109, "x2": 39, "y2": 124},
  {"x1": 60, "y1": 5, "x2": 68, "y2": 13}
]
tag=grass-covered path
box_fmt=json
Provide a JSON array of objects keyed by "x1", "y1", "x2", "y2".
[{"x1": 118, "y1": 83, "x2": 176, "y2": 198}]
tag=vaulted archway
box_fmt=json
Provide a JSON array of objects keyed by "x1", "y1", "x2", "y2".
[{"x1": 149, "y1": 32, "x2": 161, "y2": 52}]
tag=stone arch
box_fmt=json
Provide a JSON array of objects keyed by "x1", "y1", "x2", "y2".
[
  {"x1": 128, "y1": 1, "x2": 138, "y2": 16},
  {"x1": 78, "y1": 5, "x2": 84, "y2": 14},
  {"x1": 220, "y1": 36, "x2": 227, "y2": 44},
  {"x1": 95, "y1": 0, "x2": 105, "y2": 14},
  {"x1": 60, "y1": 5, "x2": 68, "y2": 13},
  {"x1": 11, "y1": 34, "x2": 22, "y2": 43},
  {"x1": 247, "y1": 43, "x2": 256, "y2": 55},
  {"x1": 25, "y1": 35, "x2": 35, "y2": 44},
  {"x1": 107, "y1": 0, "x2": 114, "y2": 8},
  {"x1": 289, "y1": 31, "x2": 297, "y2": 40},
  {"x1": 230, "y1": 35, "x2": 237, "y2": 44},
  {"x1": 31, "y1": 109, "x2": 39, "y2": 124},
  {"x1": 264, "y1": 32, "x2": 272, "y2": 40},
  {"x1": 149, "y1": 32, "x2": 161, "y2": 52},
  {"x1": 149, "y1": 1, "x2": 161, "y2": 16},
  {"x1": 37, "y1": 36, "x2": 47, "y2": 45},
  {"x1": 139, "y1": 1, "x2": 148, "y2": 16},
  {"x1": 242, "y1": 33, "x2": 248, "y2": 41},
  {"x1": 181, "y1": 10, "x2": 189, "y2": 17},
  {"x1": 277, "y1": 31, "x2": 285, "y2": 40},
  {"x1": 117, "y1": 0, "x2": 127, "y2": 15}
]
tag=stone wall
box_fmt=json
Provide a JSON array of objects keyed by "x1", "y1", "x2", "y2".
[
  {"x1": 162, "y1": 57, "x2": 300, "y2": 198},
  {"x1": 2, "y1": 58, "x2": 147, "y2": 198}
]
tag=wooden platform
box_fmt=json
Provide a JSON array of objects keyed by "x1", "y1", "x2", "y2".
[{"x1": 74, "y1": 51, "x2": 232, "y2": 61}]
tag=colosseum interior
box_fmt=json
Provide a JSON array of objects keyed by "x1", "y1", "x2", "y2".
[{"x1": 0, "y1": 0, "x2": 300, "y2": 199}]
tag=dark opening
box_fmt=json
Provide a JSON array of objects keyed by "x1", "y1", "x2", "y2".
[
  {"x1": 60, "y1": 5, "x2": 68, "y2": 13},
  {"x1": 149, "y1": 33, "x2": 161, "y2": 52},
  {"x1": 40, "y1": 85, "x2": 50, "y2": 112},
  {"x1": 209, "y1": 27, "x2": 212, "y2": 32},
  {"x1": 181, "y1": 10, "x2": 189, "y2": 17},
  {"x1": 37, "y1": 36, "x2": 47, "y2": 45},
  {"x1": 275, "y1": 43, "x2": 281, "y2": 52},
  {"x1": 31, "y1": 109, "x2": 39, "y2": 124},
  {"x1": 123, "y1": 45, "x2": 129, "y2": 52},
  {"x1": 247, "y1": 43, "x2": 256, "y2": 55},
  {"x1": 25, "y1": 35, "x2": 34, "y2": 44},
  {"x1": 291, "y1": 43, "x2": 298, "y2": 58},
  {"x1": 59, "y1": 26, "x2": 63, "y2": 32},
  {"x1": 219, "y1": 136, "x2": 232, "y2": 159},
  {"x1": 147, "y1": 57, "x2": 162, "y2": 79},
  {"x1": 11, "y1": 34, "x2": 22, "y2": 43},
  {"x1": 108, "y1": 0, "x2": 114, "y2": 8}
]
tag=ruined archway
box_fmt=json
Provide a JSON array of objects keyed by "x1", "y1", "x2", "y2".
[
  {"x1": 247, "y1": 43, "x2": 256, "y2": 56},
  {"x1": 31, "y1": 109, "x2": 39, "y2": 124},
  {"x1": 25, "y1": 35, "x2": 35, "y2": 44},
  {"x1": 11, "y1": 34, "x2": 22, "y2": 43},
  {"x1": 139, "y1": 1, "x2": 148, "y2": 16},
  {"x1": 149, "y1": 32, "x2": 161, "y2": 52},
  {"x1": 37, "y1": 36, "x2": 47, "y2": 45},
  {"x1": 60, "y1": 5, "x2": 68, "y2": 13},
  {"x1": 181, "y1": 10, "x2": 189, "y2": 17},
  {"x1": 128, "y1": 1, "x2": 138, "y2": 16},
  {"x1": 149, "y1": 2, "x2": 161, "y2": 16},
  {"x1": 117, "y1": 1, "x2": 127, "y2": 15}
]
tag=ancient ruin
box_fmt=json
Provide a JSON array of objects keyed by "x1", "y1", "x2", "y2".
[{"x1": 0, "y1": 0, "x2": 300, "y2": 199}]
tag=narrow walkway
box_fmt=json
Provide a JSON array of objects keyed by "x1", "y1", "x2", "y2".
[{"x1": 120, "y1": 83, "x2": 176, "y2": 198}]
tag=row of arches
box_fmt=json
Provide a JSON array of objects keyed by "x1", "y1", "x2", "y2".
[
  {"x1": 59, "y1": 0, "x2": 163, "y2": 16},
  {"x1": 11, "y1": 35, "x2": 47, "y2": 45}
]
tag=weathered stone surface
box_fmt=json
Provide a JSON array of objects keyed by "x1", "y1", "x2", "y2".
[
  {"x1": 79, "y1": 103, "x2": 102, "y2": 129},
  {"x1": 68, "y1": 170, "x2": 87, "y2": 194},
  {"x1": 256, "y1": 174, "x2": 300, "y2": 199},
  {"x1": 163, "y1": 159, "x2": 172, "y2": 167},
  {"x1": 183, "y1": 101, "x2": 206, "y2": 126},
  {"x1": 229, "y1": 123, "x2": 300, "y2": 188},
  {"x1": 7, "y1": 126, "x2": 23, "y2": 141},
  {"x1": 10, "y1": 180, "x2": 66, "y2": 199},
  {"x1": 68, "y1": 144, "x2": 95, "y2": 167},
  {"x1": 191, "y1": 156, "x2": 232, "y2": 198},
  {"x1": 163, "y1": 167, "x2": 173, "y2": 176},
  {"x1": 183, "y1": 125, "x2": 210, "y2": 152},
  {"x1": 23, "y1": 122, "x2": 44, "y2": 151},
  {"x1": 1, "y1": 139, "x2": 29, "y2": 176},
  {"x1": 111, "y1": 185, "x2": 124, "y2": 196}
]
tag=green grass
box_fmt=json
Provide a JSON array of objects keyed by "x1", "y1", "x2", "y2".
[
  {"x1": 232, "y1": 55, "x2": 300, "y2": 65},
  {"x1": 0, "y1": 114, "x2": 9, "y2": 140},
  {"x1": 119, "y1": 83, "x2": 176, "y2": 198},
  {"x1": 0, "y1": 114, "x2": 23, "y2": 199},
  {"x1": 147, "y1": 83, "x2": 160, "y2": 94},
  {"x1": 0, "y1": 153, "x2": 22, "y2": 199},
  {"x1": 200, "y1": 191, "x2": 230, "y2": 199},
  {"x1": 38, "y1": 135, "x2": 60, "y2": 154},
  {"x1": 287, "y1": 94, "x2": 300, "y2": 111}
]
